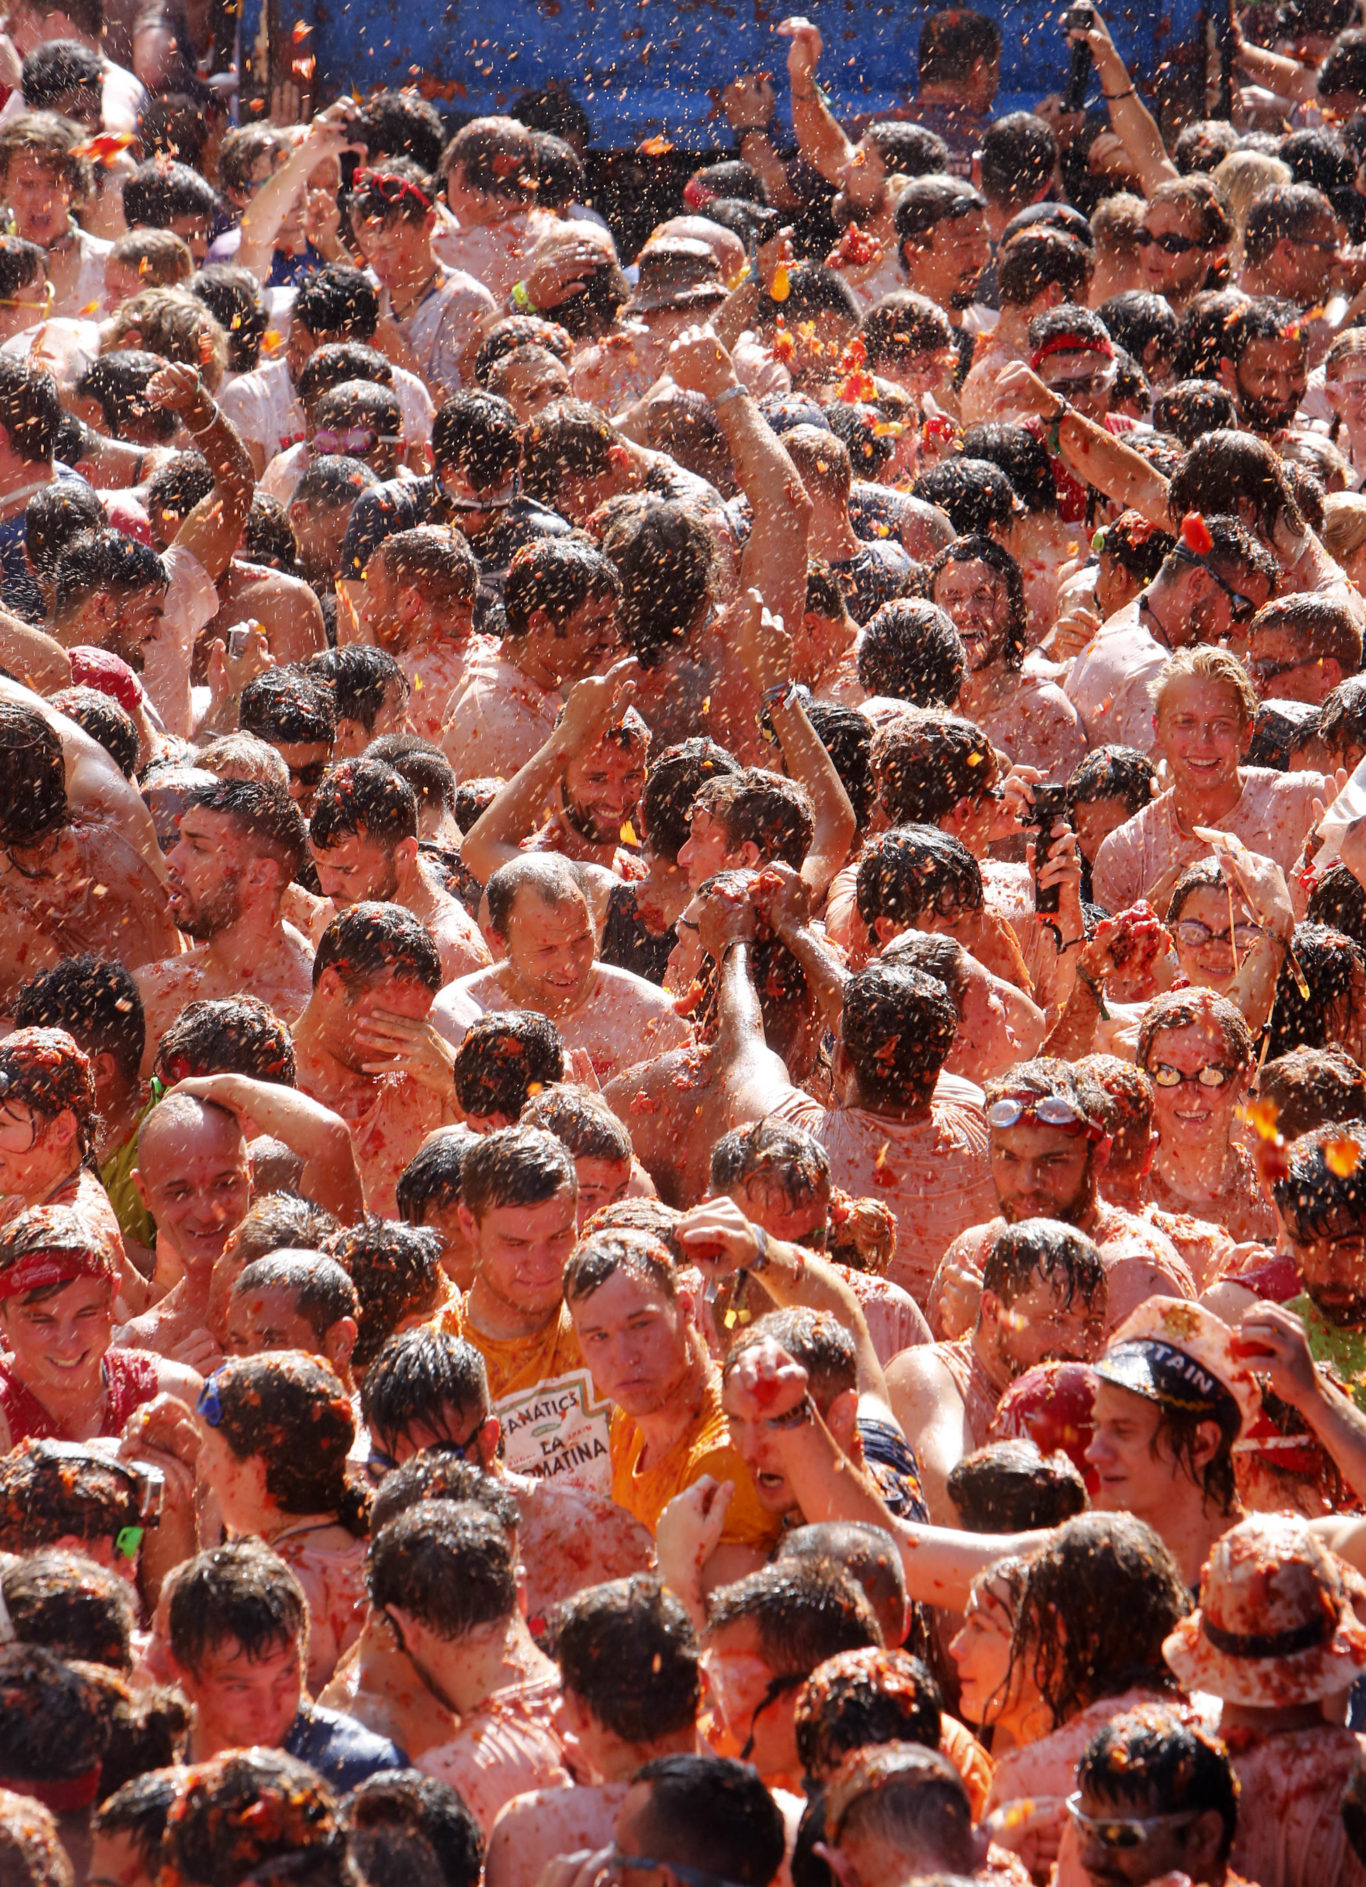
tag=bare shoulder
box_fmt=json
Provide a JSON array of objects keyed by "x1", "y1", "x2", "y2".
[
  {"x1": 885, "y1": 1341, "x2": 960, "y2": 1407},
  {"x1": 152, "y1": 1356, "x2": 204, "y2": 1403}
]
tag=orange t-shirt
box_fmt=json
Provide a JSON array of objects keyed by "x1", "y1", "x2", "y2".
[{"x1": 609, "y1": 1369, "x2": 781, "y2": 1554}]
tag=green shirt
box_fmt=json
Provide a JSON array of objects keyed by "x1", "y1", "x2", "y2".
[
  {"x1": 1286, "y1": 1293, "x2": 1366, "y2": 1410},
  {"x1": 99, "y1": 1090, "x2": 158, "y2": 1251}
]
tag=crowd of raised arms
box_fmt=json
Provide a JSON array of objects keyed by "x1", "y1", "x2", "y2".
[{"x1": 28, "y1": 6, "x2": 1366, "y2": 1887}]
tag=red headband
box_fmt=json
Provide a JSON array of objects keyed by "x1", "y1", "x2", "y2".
[
  {"x1": 1030, "y1": 331, "x2": 1115, "y2": 371},
  {"x1": 0, "y1": 1771, "x2": 101, "y2": 1813},
  {"x1": 0, "y1": 1250, "x2": 111, "y2": 1300}
]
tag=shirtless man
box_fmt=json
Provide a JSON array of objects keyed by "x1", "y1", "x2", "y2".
[
  {"x1": 929, "y1": 535, "x2": 1084, "y2": 778},
  {"x1": 926, "y1": 1059, "x2": 1195, "y2": 1340},
  {"x1": 886, "y1": 1217, "x2": 1107, "y2": 1520},
  {"x1": 359, "y1": 1328, "x2": 654, "y2": 1613},
  {"x1": 355, "y1": 527, "x2": 497, "y2": 747},
  {"x1": 485, "y1": 1577, "x2": 700, "y2": 1887},
  {"x1": 308, "y1": 758, "x2": 492, "y2": 983},
  {"x1": 349, "y1": 1501, "x2": 569, "y2": 1833},
  {"x1": 0, "y1": 698, "x2": 176, "y2": 1002},
  {"x1": 0, "y1": 1028, "x2": 128, "y2": 1276},
  {"x1": 431, "y1": 854, "x2": 692, "y2": 1087},
  {"x1": 136, "y1": 778, "x2": 315, "y2": 1064},
  {"x1": 292, "y1": 902, "x2": 453, "y2": 1218}
]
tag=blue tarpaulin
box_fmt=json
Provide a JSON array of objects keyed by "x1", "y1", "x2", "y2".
[{"x1": 269, "y1": 0, "x2": 1208, "y2": 147}]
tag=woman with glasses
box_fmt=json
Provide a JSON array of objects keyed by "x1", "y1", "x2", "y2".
[
  {"x1": 1163, "y1": 844, "x2": 1295, "y2": 1032},
  {"x1": 1135, "y1": 987, "x2": 1276, "y2": 1244},
  {"x1": 1322, "y1": 329, "x2": 1366, "y2": 485},
  {"x1": 192, "y1": 1349, "x2": 370, "y2": 1694},
  {"x1": 1092, "y1": 646, "x2": 1328, "y2": 914}
]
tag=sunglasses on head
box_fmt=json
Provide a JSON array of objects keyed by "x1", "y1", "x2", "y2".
[
  {"x1": 353, "y1": 168, "x2": 432, "y2": 212},
  {"x1": 1171, "y1": 544, "x2": 1259, "y2": 621},
  {"x1": 986, "y1": 1094, "x2": 1090, "y2": 1133},
  {"x1": 196, "y1": 1373, "x2": 224, "y2": 1426}
]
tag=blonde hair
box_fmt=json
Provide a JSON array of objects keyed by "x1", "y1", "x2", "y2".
[
  {"x1": 100, "y1": 286, "x2": 228, "y2": 392},
  {"x1": 1212, "y1": 151, "x2": 1292, "y2": 255},
  {"x1": 1323, "y1": 490, "x2": 1366, "y2": 563},
  {"x1": 196, "y1": 730, "x2": 290, "y2": 791},
  {"x1": 1152, "y1": 643, "x2": 1258, "y2": 726}
]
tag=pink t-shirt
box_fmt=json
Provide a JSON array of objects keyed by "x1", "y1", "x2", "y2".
[
  {"x1": 441, "y1": 650, "x2": 561, "y2": 780},
  {"x1": 431, "y1": 963, "x2": 693, "y2": 1086},
  {"x1": 419, "y1": 1674, "x2": 570, "y2": 1835},
  {"x1": 1092, "y1": 768, "x2": 1325, "y2": 912},
  {"x1": 1063, "y1": 598, "x2": 1166, "y2": 754},
  {"x1": 403, "y1": 633, "x2": 500, "y2": 746},
  {"x1": 770, "y1": 1089, "x2": 996, "y2": 1306}
]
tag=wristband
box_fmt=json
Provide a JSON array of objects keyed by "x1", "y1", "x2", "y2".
[
  {"x1": 1103, "y1": 86, "x2": 1136, "y2": 99},
  {"x1": 1046, "y1": 401, "x2": 1070, "y2": 456},
  {"x1": 510, "y1": 280, "x2": 538, "y2": 314},
  {"x1": 760, "y1": 679, "x2": 796, "y2": 709},
  {"x1": 750, "y1": 1225, "x2": 771, "y2": 1274},
  {"x1": 712, "y1": 382, "x2": 746, "y2": 408},
  {"x1": 767, "y1": 1392, "x2": 815, "y2": 1431}
]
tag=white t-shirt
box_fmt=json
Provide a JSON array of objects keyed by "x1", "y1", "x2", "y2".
[
  {"x1": 141, "y1": 542, "x2": 219, "y2": 738},
  {"x1": 220, "y1": 354, "x2": 436, "y2": 463}
]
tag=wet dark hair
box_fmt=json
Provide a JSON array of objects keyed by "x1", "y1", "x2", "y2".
[
  {"x1": 694, "y1": 767, "x2": 814, "y2": 871},
  {"x1": 313, "y1": 901, "x2": 443, "y2": 995},
  {"x1": 452, "y1": 1124, "x2": 575, "y2": 1224},
  {"x1": 0, "y1": 1645, "x2": 106, "y2": 1787},
  {"x1": 793, "y1": 1648, "x2": 941, "y2": 1781},
  {"x1": 0, "y1": 1443, "x2": 147, "y2": 1551},
  {"x1": 805, "y1": 703, "x2": 875, "y2": 830},
  {"x1": 1005, "y1": 1513, "x2": 1187, "y2": 1729},
  {"x1": 0, "y1": 357, "x2": 62, "y2": 464},
  {"x1": 191, "y1": 265, "x2": 268, "y2": 374},
  {"x1": 726, "y1": 1306, "x2": 858, "y2": 1408},
  {"x1": 232, "y1": 1254, "x2": 359, "y2": 1347},
  {"x1": 12, "y1": 955, "x2": 144, "y2": 1087},
  {"x1": 0, "y1": 703, "x2": 66, "y2": 847},
  {"x1": 857, "y1": 599, "x2": 964, "y2": 707},
  {"x1": 1306, "y1": 862, "x2": 1366, "y2": 950},
  {"x1": 706, "y1": 1558, "x2": 882, "y2": 1674},
  {"x1": 642, "y1": 737, "x2": 739, "y2": 865},
  {"x1": 1275, "y1": 1117, "x2": 1366, "y2": 1245},
  {"x1": 1, "y1": 1549, "x2": 134, "y2": 1670},
  {"x1": 1257, "y1": 1047, "x2": 1366, "y2": 1143},
  {"x1": 502, "y1": 532, "x2": 622, "y2": 638},
  {"x1": 912, "y1": 457, "x2": 1015, "y2": 536},
  {"x1": 310, "y1": 758, "x2": 418, "y2": 854},
  {"x1": 596, "y1": 499, "x2": 713, "y2": 669},
  {"x1": 361, "y1": 1329, "x2": 490, "y2": 1454},
  {"x1": 242, "y1": 492, "x2": 301, "y2": 574},
  {"x1": 550, "y1": 1575, "x2": 699, "y2": 1742},
  {"x1": 160, "y1": 1747, "x2": 337, "y2": 1887},
  {"x1": 183, "y1": 777, "x2": 309, "y2": 884},
  {"x1": 431, "y1": 390, "x2": 522, "y2": 491},
  {"x1": 341, "y1": 1771, "x2": 483, "y2": 1887},
  {"x1": 520, "y1": 1083, "x2": 631, "y2": 1163},
  {"x1": 53, "y1": 528, "x2": 167, "y2": 623},
  {"x1": 48, "y1": 686, "x2": 137, "y2": 778},
  {"x1": 711, "y1": 1116, "x2": 831, "y2": 1212},
  {"x1": 1169, "y1": 430, "x2": 1305, "y2": 542},
  {"x1": 452, "y1": 1011, "x2": 565, "y2": 1120},
  {"x1": 946, "y1": 1439, "x2": 1088, "y2": 1533},
  {"x1": 327, "y1": 1222, "x2": 444, "y2": 1372},
  {"x1": 629, "y1": 1755, "x2": 786, "y2": 1887},
  {"x1": 929, "y1": 534, "x2": 1028, "y2": 669},
  {"x1": 840, "y1": 962, "x2": 958, "y2": 1108},
  {"x1": 981, "y1": 1219, "x2": 1105, "y2": 1316},
  {"x1": 751, "y1": 262, "x2": 860, "y2": 335},
  {"x1": 152, "y1": 995, "x2": 296, "y2": 1085},
  {"x1": 366, "y1": 735, "x2": 458, "y2": 819},
  {"x1": 367, "y1": 1500, "x2": 517, "y2": 1636},
  {"x1": 473, "y1": 316, "x2": 574, "y2": 380},
  {"x1": 1151, "y1": 379, "x2": 1238, "y2": 446},
  {"x1": 164, "y1": 1539, "x2": 309, "y2": 1675},
  {"x1": 1266, "y1": 922, "x2": 1366, "y2": 1058},
  {"x1": 1099, "y1": 290, "x2": 1180, "y2": 374},
  {"x1": 856, "y1": 825, "x2": 982, "y2": 929},
  {"x1": 305, "y1": 647, "x2": 406, "y2": 735},
  {"x1": 368, "y1": 1454, "x2": 516, "y2": 1538},
  {"x1": 980, "y1": 111, "x2": 1058, "y2": 210},
  {"x1": 211, "y1": 1351, "x2": 369, "y2": 1531},
  {"x1": 959, "y1": 423, "x2": 1057, "y2": 515},
  {"x1": 563, "y1": 1229, "x2": 677, "y2": 1309},
  {"x1": 1078, "y1": 1706, "x2": 1238, "y2": 1863},
  {"x1": 92, "y1": 1770, "x2": 182, "y2": 1870},
  {"x1": 1066, "y1": 744, "x2": 1159, "y2": 817},
  {"x1": 240, "y1": 668, "x2": 337, "y2": 747},
  {"x1": 395, "y1": 1131, "x2": 467, "y2": 1227},
  {"x1": 25, "y1": 481, "x2": 106, "y2": 581}
]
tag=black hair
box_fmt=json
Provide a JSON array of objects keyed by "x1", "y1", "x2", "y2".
[
  {"x1": 1266, "y1": 922, "x2": 1366, "y2": 1058},
  {"x1": 294, "y1": 266, "x2": 380, "y2": 343},
  {"x1": 1066, "y1": 744, "x2": 1159, "y2": 816},
  {"x1": 342, "y1": 1771, "x2": 483, "y2": 1887},
  {"x1": 840, "y1": 961, "x2": 957, "y2": 1109},
  {"x1": 959, "y1": 423, "x2": 1057, "y2": 515},
  {"x1": 596, "y1": 499, "x2": 710, "y2": 669},
  {"x1": 452, "y1": 1011, "x2": 565, "y2": 1120},
  {"x1": 0, "y1": 701, "x2": 67, "y2": 846},
  {"x1": 981, "y1": 1218, "x2": 1105, "y2": 1317},
  {"x1": 240, "y1": 668, "x2": 337, "y2": 746},
  {"x1": 928, "y1": 534, "x2": 1028, "y2": 669},
  {"x1": 369, "y1": 1453, "x2": 517, "y2": 1539},
  {"x1": 1306, "y1": 862, "x2": 1366, "y2": 950},
  {"x1": 347, "y1": 157, "x2": 436, "y2": 228},
  {"x1": 551, "y1": 1575, "x2": 699, "y2": 1742},
  {"x1": 1078, "y1": 1707, "x2": 1237, "y2": 1867},
  {"x1": 21, "y1": 38, "x2": 101, "y2": 110},
  {"x1": 360, "y1": 90, "x2": 446, "y2": 173},
  {"x1": 12, "y1": 955, "x2": 144, "y2": 1086},
  {"x1": 912, "y1": 459, "x2": 1016, "y2": 538},
  {"x1": 642, "y1": 737, "x2": 739, "y2": 865},
  {"x1": 53, "y1": 529, "x2": 166, "y2": 622},
  {"x1": 857, "y1": 598, "x2": 963, "y2": 712},
  {"x1": 48, "y1": 682, "x2": 138, "y2": 772},
  {"x1": 183, "y1": 776, "x2": 309, "y2": 882},
  {"x1": 164, "y1": 1539, "x2": 309, "y2": 1675},
  {"x1": 1, "y1": 1549, "x2": 134, "y2": 1670},
  {"x1": 855, "y1": 824, "x2": 982, "y2": 930},
  {"x1": 152, "y1": 995, "x2": 296, "y2": 1085},
  {"x1": 395, "y1": 1131, "x2": 467, "y2": 1227},
  {"x1": 430, "y1": 390, "x2": 522, "y2": 490},
  {"x1": 242, "y1": 492, "x2": 302, "y2": 574},
  {"x1": 946, "y1": 1439, "x2": 1088, "y2": 1532},
  {"x1": 212, "y1": 1352, "x2": 369, "y2": 1531},
  {"x1": 191, "y1": 265, "x2": 268, "y2": 373},
  {"x1": 366, "y1": 735, "x2": 458, "y2": 818},
  {"x1": 361, "y1": 1329, "x2": 490, "y2": 1454},
  {"x1": 893, "y1": 175, "x2": 987, "y2": 246},
  {"x1": 122, "y1": 160, "x2": 219, "y2": 228},
  {"x1": 310, "y1": 758, "x2": 418, "y2": 853},
  {"x1": 628, "y1": 1755, "x2": 787, "y2": 1887},
  {"x1": 327, "y1": 1221, "x2": 444, "y2": 1371},
  {"x1": 459, "y1": 1124, "x2": 575, "y2": 1223},
  {"x1": 979, "y1": 112, "x2": 1057, "y2": 210},
  {"x1": 1150, "y1": 379, "x2": 1238, "y2": 446},
  {"x1": 805, "y1": 703, "x2": 875, "y2": 830},
  {"x1": 1098, "y1": 291, "x2": 1180, "y2": 372},
  {"x1": 312, "y1": 900, "x2": 443, "y2": 995},
  {"x1": 367, "y1": 1500, "x2": 516, "y2": 1636},
  {"x1": 233, "y1": 1254, "x2": 359, "y2": 1346},
  {"x1": 502, "y1": 531, "x2": 622, "y2": 638},
  {"x1": 25, "y1": 480, "x2": 105, "y2": 579},
  {"x1": 751, "y1": 262, "x2": 860, "y2": 334}
]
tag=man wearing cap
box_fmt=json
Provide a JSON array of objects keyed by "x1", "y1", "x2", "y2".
[
  {"x1": 1088, "y1": 1297, "x2": 1256, "y2": 1590},
  {"x1": 888, "y1": 1218, "x2": 1106, "y2": 1521},
  {"x1": 1064, "y1": 515, "x2": 1278, "y2": 754},
  {"x1": 570, "y1": 238, "x2": 786, "y2": 409},
  {"x1": 927, "y1": 1060, "x2": 1195, "y2": 1343},
  {"x1": 0, "y1": 1204, "x2": 199, "y2": 1451},
  {"x1": 1164, "y1": 1515, "x2": 1366, "y2": 1887}
]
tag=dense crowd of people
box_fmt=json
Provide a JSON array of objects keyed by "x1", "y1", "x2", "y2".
[{"x1": 9, "y1": 5, "x2": 1366, "y2": 1887}]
